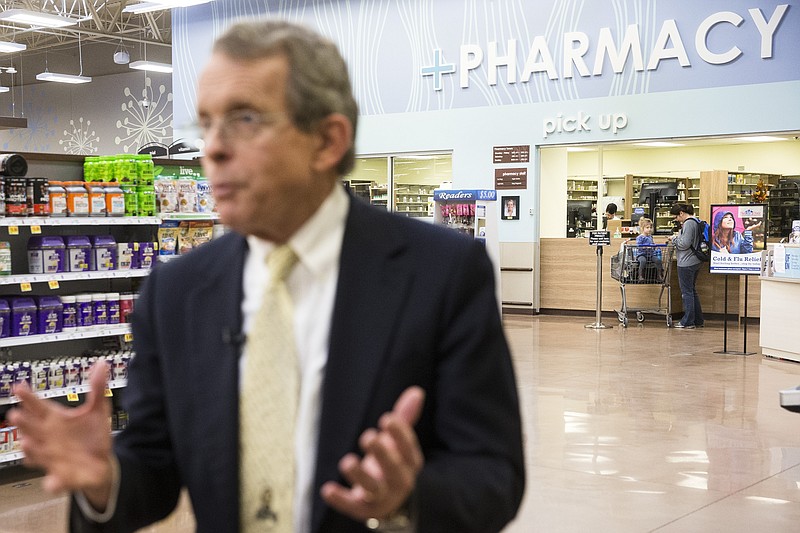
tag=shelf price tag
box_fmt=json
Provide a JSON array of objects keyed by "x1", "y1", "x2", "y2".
[
  {"x1": 104, "y1": 388, "x2": 113, "y2": 398},
  {"x1": 67, "y1": 393, "x2": 80, "y2": 402},
  {"x1": 7, "y1": 226, "x2": 18, "y2": 236},
  {"x1": 123, "y1": 333, "x2": 134, "y2": 342},
  {"x1": 19, "y1": 282, "x2": 32, "y2": 292},
  {"x1": 48, "y1": 280, "x2": 60, "y2": 290},
  {"x1": 30, "y1": 225, "x2": 42, "y2": 235}
]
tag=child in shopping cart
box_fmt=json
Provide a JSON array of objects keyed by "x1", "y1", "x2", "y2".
[{"x1": 635, "y1": 217, "x2": 664, "y2": 281}]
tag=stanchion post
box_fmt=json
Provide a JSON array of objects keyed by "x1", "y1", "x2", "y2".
[{"x1": 586, "y1": 231, "x2": 611, "y2": 330}]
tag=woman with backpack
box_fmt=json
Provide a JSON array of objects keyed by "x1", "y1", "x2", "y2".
[{"x1": 667, "y1": 202, "x2": 705, "y2": 329}]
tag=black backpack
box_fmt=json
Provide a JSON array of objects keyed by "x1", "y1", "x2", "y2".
[{"x1": 687, "y1": 217, "x2": 710, "y2": 262}]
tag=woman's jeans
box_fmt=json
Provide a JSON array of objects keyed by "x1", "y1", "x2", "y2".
[{"x1": 677, "y1": 263, "x2": 704, "y2": 326}]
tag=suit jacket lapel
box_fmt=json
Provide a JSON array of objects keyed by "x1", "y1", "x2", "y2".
[
  {"x1": 181, "y1": 234, "x2": 246, "y2": 517},
  {"x1": 311, "y1": 200, "x2": 413, "y2": 530}
]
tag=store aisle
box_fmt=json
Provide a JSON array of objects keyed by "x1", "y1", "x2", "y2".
[{"x1": 2, "y1": 314, "x2": 800, "y2": 532}]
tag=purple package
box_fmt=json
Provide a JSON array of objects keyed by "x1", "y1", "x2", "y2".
[
  {"x1": 11, "y1": 297, "x2": 37, "y2": 337},
  {"x1": 0, "y1": 298, "x2": 9, "y2": 338},
  {"x1": 27, "y1": 236, "x2": 66, "y2": 274},
  {"x1": 13, "y1": 361, "x2": 32, "y2": 388},
  {"x1": 128, "y1": 243, "x2": 141, "y2": 269},
  {"x1": 37, "y1": 296, "x2": 63, "y2": 334},
  {"x1": 90, "y1": 235, "x2": 118, "y2": 271},
  {"x1": 138, "y1": 241, "x2": 155, "y2": 269},
  {"x1": 0, "y1": 364, "x2": 13, "y2": 398},
  {"x1": 64, "y1": 236, "x2": 92, "y2": 272}
]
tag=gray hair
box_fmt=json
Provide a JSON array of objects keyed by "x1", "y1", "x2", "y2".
[{"x1": 213, "y1": 20, "x2": 358, "y2": 175}]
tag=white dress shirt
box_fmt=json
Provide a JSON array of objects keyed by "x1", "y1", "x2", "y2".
[{"x1": 243, "y1": 185, "x2": 348, "y2": 532}]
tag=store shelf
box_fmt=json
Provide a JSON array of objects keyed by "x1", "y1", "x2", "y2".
[
  {"x1": 1, "y1": 377, "x2": 128, "y2": 466},
  {"x1": 0, "y1": 217, "x2": 161, "y2": 227},
  {"x1": 0, "y1": 451, "x2": 23, "y2": 466},
  {"x1": 159, "y1": 213, "x2": 219, "y2": 220},
  {"x1": 0, "y1": 379, "x2": 128, "y2": 407},
  {"x1": 0, "y1": 324, "x2": 130, "y2": 348},
  {"x1": 0, "y1": 269, "x2": 150, "y2": 286}
]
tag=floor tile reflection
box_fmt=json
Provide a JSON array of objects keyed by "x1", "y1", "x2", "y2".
[{"x1": 503, "y1": 314, "x2": 800, "y2": 533}]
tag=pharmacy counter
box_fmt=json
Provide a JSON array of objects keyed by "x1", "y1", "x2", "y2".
[
  {"x1": 759, "y1": 276, "x2": 800, "y2": 362},
  {"x1": 539, "y1": 238, "x2": 755, "y2": 317}
]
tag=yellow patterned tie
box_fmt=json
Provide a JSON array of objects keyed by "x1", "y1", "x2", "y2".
[{"x1": 240, "y1": 245, "x2": 299, "y2": 532}]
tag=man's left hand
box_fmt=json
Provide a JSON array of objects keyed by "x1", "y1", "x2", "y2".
[{"x1": 321, "y1": 386, "x2": 425, "y2": 521}]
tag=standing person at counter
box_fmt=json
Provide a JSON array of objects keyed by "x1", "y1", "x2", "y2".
[
  {"x1": 668, "y1": 202, "x2": 705, "y2": 329},
  {"x1": 8, "y1": 19, "x2": 525, "y2": 533}
]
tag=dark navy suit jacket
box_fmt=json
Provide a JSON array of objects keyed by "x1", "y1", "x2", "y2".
[{"x1": 71, "y1": 196, "x2": 525, "y2": 532}]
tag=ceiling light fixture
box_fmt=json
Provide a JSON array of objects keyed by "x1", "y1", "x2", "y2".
[
  {"x1": 732, "y1": 135, "x2": 786, "y2": 143},
  {"x1": 0, "y1": 42, "x2": 26, "y2": 53},
  {"x1": 634, "y1": 141, "x2": 685, "y2": 148},
  {"x1": 0, "y1": 8, "x2": 77, "y2": 28},
  {"x1": 36, "y1": 72, "x2": 92, "y2": 84},
  {"x1": 123, "y1": 0, "x2": 214, "y2": 15},
  {"x1": 129, "y1": 60, "x2": 173, "y2": 73},
  {"x1": 0, "y1": 87, "x2": 9, "y2": 93}
]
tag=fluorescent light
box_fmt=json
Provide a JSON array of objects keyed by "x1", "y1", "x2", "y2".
[
  {"x1": 0, "y1": 42, "x2": 26, "y2": 53},
  {"x1": 567, "y1": 147, "x2": 595, "y2": 152},
  {"x1": 36, "y1": 72, "x2": 92, "y2": 84},
  {"x1": 732, "y1": 135, "x2": 786, "y2": 143},
  {"x1": 0, "y1": 87, "x2": 9, "y2": 93},
  {"x1": 0, "y1": 8, "x2": 77, "y2": 28},
  {"x1": 129, "y1": 60, "x2": 173, "y2": 73},
  {"x1": 634, "y1": 141, "x2": 684, "y2": 148},
  {"x1": 123, "y1": 0, "x2": 214, "y2": 14}
]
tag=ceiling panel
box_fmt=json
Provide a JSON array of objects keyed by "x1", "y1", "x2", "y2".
[{"x1": 0, "y1": 1, "x2": 171, "y2": 81}]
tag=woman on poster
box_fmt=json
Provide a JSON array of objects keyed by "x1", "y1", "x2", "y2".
[{"x1": 711, "y1": 210, "x2": 760, "y2": 254}]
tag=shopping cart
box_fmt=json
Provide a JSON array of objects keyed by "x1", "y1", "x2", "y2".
[{"x1": 610, "y1": 242, "x2": 675, "y2": 327}]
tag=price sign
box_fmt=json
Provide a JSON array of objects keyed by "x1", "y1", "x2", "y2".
[
  {"x1": 104, "y1": 388, "x2": 113, "y2": 398},
  {"x1": 48, "y1": 280, "x2": 60, "y2": 290},
  {"x1": 8, "y1": 226, "x2": 18, "y2": 235},
  {"x1": 19, "y1": 282, "x2": 32, "y2": 292},
  {"x1": 124, "y1": 333, "x2": 134, "y2": 342},
  {"x1": 588, "y1": 231, "x2": 611, "y2": 246},
  {"x1": 30, "y1": 225, "x2": 42, "y2": 235},
  {"x1": 67, "y1": 393, "x2": 80, "y2": 402}
]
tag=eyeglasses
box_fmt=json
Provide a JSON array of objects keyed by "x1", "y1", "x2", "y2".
[{"x1": 196, "y1": 109, "x2": 285, "y2": 141}]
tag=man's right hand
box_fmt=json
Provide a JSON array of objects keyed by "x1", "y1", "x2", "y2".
[{"x1": 7, "y1": 360, "x2": 115, "y2": 511}]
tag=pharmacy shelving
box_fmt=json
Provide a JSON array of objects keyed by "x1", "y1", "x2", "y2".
[{"x1": 567, "y1": 179, "x2": 598, "y2": 201}]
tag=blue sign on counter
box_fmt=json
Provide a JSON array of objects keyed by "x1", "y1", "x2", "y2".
[{"x1": 433, "y1": 189, "x2": 497, "y2": 201}]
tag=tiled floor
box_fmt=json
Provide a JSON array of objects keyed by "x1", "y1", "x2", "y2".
[{"x1": 2, "y1": 314, "x2": 800, "y2": 532}]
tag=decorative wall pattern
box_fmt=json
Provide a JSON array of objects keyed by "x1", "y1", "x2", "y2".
[
  {"x1": 115, "y1": 76, "x2": 174, "y2": 152},
  {"x1": 59, "y1": 117, "x2": 100, "y2": 155}
]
